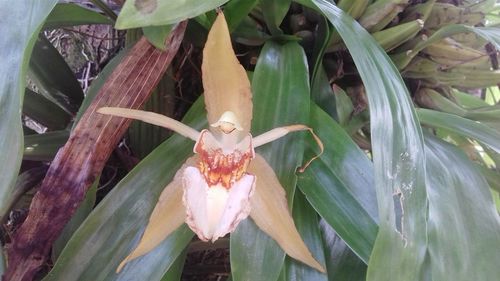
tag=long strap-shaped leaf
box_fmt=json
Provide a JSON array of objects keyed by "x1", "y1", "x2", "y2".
[
  {"x1": 306, "y1": 1, "x2": 428, "y2": 280},
  {"x1": 0, "y1": 0, "x2": 57, "y2": 223},
  {"x1": 4, "y1": 23, "x2": 187, "y2": 281}
]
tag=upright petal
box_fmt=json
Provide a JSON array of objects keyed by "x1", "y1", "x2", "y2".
[
  {"x1": 117, "y1": 157, "x2": 197, "y2": 272},
  {"x1": 248, "y1": 154, "x2": 325, "y2": 273},
  {"x1": 202, "y1": 11, "x2": 252, "y2": 134}
]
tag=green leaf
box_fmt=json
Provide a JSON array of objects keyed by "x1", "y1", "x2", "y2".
[
  {"x1": 478, "y1": 165, "x2": 500, "y2": 193},
  {"x1": 23, "y1": 130, "x2": 69, "y2": 161},
  {"x1": 44, "y1": 99, "x2": 206, "y2": 281},
  {"x1": 332, "y1": 85, "x2": 353, "y2": 126},
  {"x1": 0, "y1": 0, "x2": 58, "y2": 218},
  {"x1": 143, "y1": 25, "x2": 174, "y2": 50},
  {"x1": 298, "y1": 105, "x2": 378, "y2": 263},
  {"x1": 159, "y1": 249, "x2": 187, "y2": 281},
  {"x1": 116, "y1": 0, "x2": 229, "y2": 29},
  {"x1": 320, "y1": 221, "x2": 367, "y2": 281},
  {"x1": 224, "y1": 0, "x2": 259, "y2": 32},
  {"x1": 29, "y1": 35, "x2": 84, "y2": 113},
  {"x1": 23, "y1": 88, "x2": 71, "y2": 130},
  {"x1": 231, "y1": 41, "x2": 310, "y2": 281},
  {"x1": 310, "y1": 65, "x2": 337, "y2": 119},
  {"x1": 392, "y1": 25, "x2": 500, "y2": 69},
  {"x1": 43, "y1": 3, "x2": 113, "y2": 29},
  {"x1": 284, "y1": 192, "x2": 327, "y2": 281},
  {"x1": 424, "y1": 135, "x2": 500, "y2": 280},
  {"x1": 452, "y1": 90, "x2": 492, "y2": 109},
  {"x1": 309, "y1": 1, "x2": 427, "y2": 280},
  {"x1": 417, "y1": 108, "x2": 500, "y2": 153},
  {"x1": 260, "y1": 0, "x2": 291, "y2": 36},
  {"x1": 310, "y1": 17, "x2": 332, "y2": 85}
]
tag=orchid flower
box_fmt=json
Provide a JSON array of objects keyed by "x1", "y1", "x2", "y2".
[{"x1": 98, "y1": 12, "x2": 325, "y2": 273}]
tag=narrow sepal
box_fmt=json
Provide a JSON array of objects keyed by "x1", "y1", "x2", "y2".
[
  {"x1": 116, "y1": 157, "x2": 197, "y2": 272},
  {"x1": 202, "y1": 12, "x2": 253, "y2": 133},
  {"x1": 248, "y1": 154, "x2": 325, "y2": 273}
]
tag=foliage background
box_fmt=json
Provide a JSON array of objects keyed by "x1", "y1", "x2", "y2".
[{"x1": 0, "y1": 0, "x2": 499, "y2": 280}]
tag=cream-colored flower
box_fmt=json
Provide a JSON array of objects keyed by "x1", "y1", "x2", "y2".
[{"x1": 98, "y1": 11, "x2": 325, "y2": 274}]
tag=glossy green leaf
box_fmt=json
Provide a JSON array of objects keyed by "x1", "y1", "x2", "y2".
[
  {"x1": 311, "y1": 65, "x2": 336, "y2": 119},
  {"x1": 417, "y1": 108, "x2": 500, "y2": 153},
  {"x1": 417, "y1": 88, "x2": 500, "y2": 123},
  {"x1": 284, "y1": 191, "x2": 327, "y2": 281},
  {"x1": 116, "y1": 0, "x2": 229, "y2": 29},
  {"x1": 298, "y1": 105, "x2": 378, "y2": 263},
  {"x1": 320, "y1": 221, "x2": 367, "y2": 281},
  {"x1": 224, "y1": 0, "x2": 259, "y2": 32},
  {"x1": 0, "y1": 0, "x2": 57, "y2": 222},
  {"x1": 424, "y1": 135, "x2": 500, "y2": 280},
  {"x1": 309, "y1": 1, "x2": 427, "y2": 280},
  {"x1": 143, "y1": 25, "x2": 174, "y2": 50},
  {"x1": 231, "y1": 41, "x2": 310, "y2": 281},
  {"x1": 23, "y1": 130, "x2": 69, "y2": 161},
  {"x1": 332, "y1": 85, "x2": 353, "y2": 126},
  {"x1": 232, "y1": 17, "x2": 269, "y2": 46},
  {"x1": 44, "y1": 99, "x2": 206, "y2": 281},
  {"x1": 43, "y1": 3, "x2": 113, "y2": 29},
  {"x1": 260, "y1": 0, "x2": 291, "y2": 35},
  {"x1": 159, "y1": 249, "x2": 187, "y2": 281},
  {"x1": 23, "y1": 88, "x2": 71, "y2": 130},
  {"x1": 29, "y1": 35, "x2": 84, "y2": 113},
  {"x1": 310, "y1": 17, "x2": 332, "y2": 85}
]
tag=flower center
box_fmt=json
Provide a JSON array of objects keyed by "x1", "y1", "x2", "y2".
[{"x1": 194, "y1": 130, "x2": 254, "y2": 189}]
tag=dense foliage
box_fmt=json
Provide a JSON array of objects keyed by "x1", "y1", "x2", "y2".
[{"x1": 0, "y1": 0, "x2": 499, "y2": 280}]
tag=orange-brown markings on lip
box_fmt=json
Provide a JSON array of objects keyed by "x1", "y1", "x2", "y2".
[{"x1": 196, "y1": 146, "x2": 253, "y2": 189}]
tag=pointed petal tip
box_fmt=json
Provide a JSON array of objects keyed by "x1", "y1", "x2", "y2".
[
  {"x1": 202, "y1": 10, "x2": 252, "y2": 134},
  {"x1": 116, "y1": 256, "x2": 130, "y2": 273},
  {"x1": 249, "y1": 154, "x2": 326, "y2": 273}
]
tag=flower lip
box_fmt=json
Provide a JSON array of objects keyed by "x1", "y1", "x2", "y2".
[{"x1": 210, "y1": 111, "x2": 243, "y2": 133}]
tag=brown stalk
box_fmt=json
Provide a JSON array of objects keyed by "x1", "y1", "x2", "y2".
[{"x1": 3, "y1": 22, "x2": 187, "y2": 281}]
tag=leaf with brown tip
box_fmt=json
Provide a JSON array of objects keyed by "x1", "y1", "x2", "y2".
[
  {"x1": 202, "y1": 12, "x2": 252, "y2": 133},
  {"x1": 248, "y1": 154, "x2": 325, "y2": 273}
]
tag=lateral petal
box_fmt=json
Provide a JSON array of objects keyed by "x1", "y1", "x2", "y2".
[
  {"x1": 117, "y1": 157, "x2": 196, "y2": 272},
  {"x1": 202, "y1": 11, "x2": 252, "y2": 134},
  {"x1": 248, "y1": 154, "x2": 325, "y2": 273}
]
